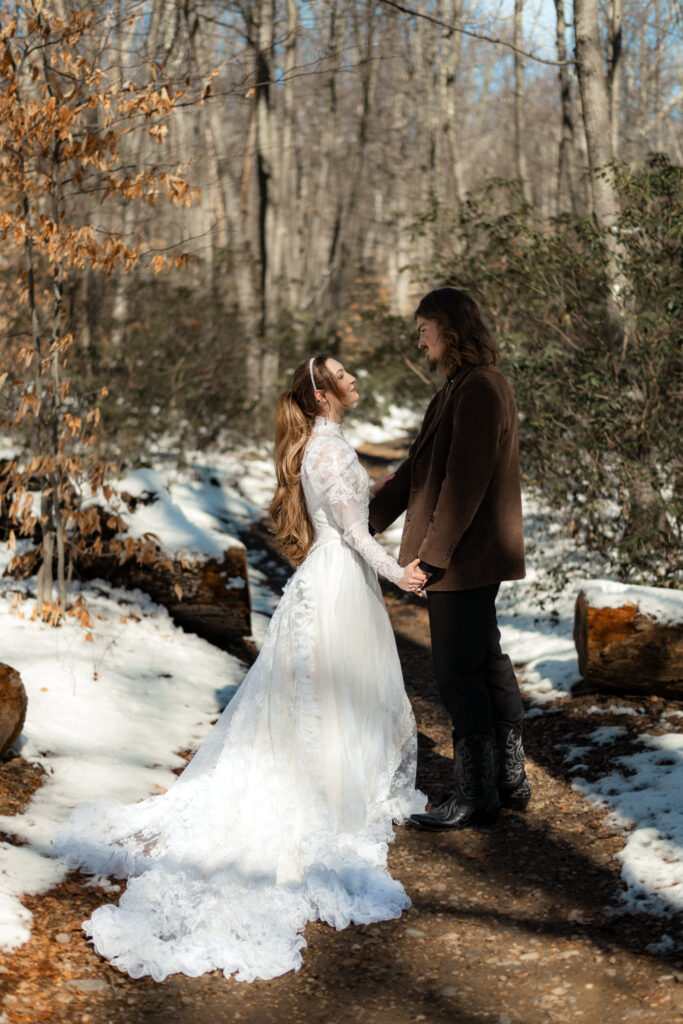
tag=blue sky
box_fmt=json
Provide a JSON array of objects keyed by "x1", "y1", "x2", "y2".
[{"x1": 491, "y1": 0, "x2": 561, "y2": 60}]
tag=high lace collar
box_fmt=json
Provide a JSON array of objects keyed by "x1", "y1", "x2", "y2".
[{"x1": 311, "y1": 416, "x2": 344, "y2": 438}]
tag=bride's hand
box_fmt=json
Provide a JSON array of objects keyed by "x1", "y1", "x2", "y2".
[
  {"x1": 369, "y1": 472, "x2": 395, "y2": 497},
  {"x1": 398, "y1": 558, "x2": 428, "y2": 594}
]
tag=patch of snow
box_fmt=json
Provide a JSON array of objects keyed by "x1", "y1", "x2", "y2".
[
  {"x1": 579, "y1": 580, "x2": 683, "y2": 626},
  {"x1": 105, "y1": 468, "x2": 243, "y2": 561},
  {"x1": 585, "y1": 704, "x2": 641, "y2": 717},
  {"x1": 0, "y1": 581, "x2": 244, "y2": 950},
  {"x1": 563, "y1": 745, "x2": 591, "y2": 763},
  {"x1": 572, "y1": 732, "x2": 683, "y2": 915},
  {"x1": 587, "y1": 726, "x2": 627, "y2": 745},
  {"x1": 645, "y1": 934, "x2": 675, "y2": 954},
  {"x1": 343, "y1": 404, "x2": 423, "y2": 448}
]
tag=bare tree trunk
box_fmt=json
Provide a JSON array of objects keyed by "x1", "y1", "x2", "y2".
[
  {"x1": 278, "y1": 0, "x2": 301, "y2": 314},
  {"x1": 438, "y1": 0, "x2": 466, "y2": 208},
  {"x1": 607, "y1": 0, "x2": 623, "y2": 158},
  {"x1": 302, "y1": 0, "x2": 340, "y2": 321},
  {"x1": 23, "y1": 183, "x2": 53, "y2": 610},
  {"x1": 238, "y1": 0, "x2": 279, "y2": 417},
  {"x1": 256, "y1": 0, "x2": 276, "y2": 329},
  {"x1": 411, "y1": 10, "x2": 438, "y2": 200},
  {"x1": 513, "y1": 0, "x2": 532, "y2": 204},
  {"x1": 109, "y1": 3, "x2": 167, "y2": 352},
  {"x1": 109, "y1": 200, "x2": 137, "y2": 352},
  {"x1": 574, "y1": 0, "x2": 626, "y2": 346},
  {"x1": 184, "y1": 1, "x2": 231, "y2": 263},
  {"x1": 326, "y1": 0, "x2": 379, "y2": 325},
  {"x1": 49, "y1": 141, "x2": 67, "y2": 610},
  {"x1": 553, "y1": 0, "x2": 581, "y2": 216}
]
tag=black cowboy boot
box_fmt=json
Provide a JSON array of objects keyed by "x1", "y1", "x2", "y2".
[
  {"x1": 496, "y1": 721, "x2": 531, "y2": 810},
  {"x1": 410, "y1": 734, "x2": 501, "y2": 831}
]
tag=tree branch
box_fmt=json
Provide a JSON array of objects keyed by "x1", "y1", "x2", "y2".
[{"x1": 377, "y1": 0, "x2": 575, "y2": 67}]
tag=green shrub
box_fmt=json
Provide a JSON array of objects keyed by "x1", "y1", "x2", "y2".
[{"x1": 411, "y1": 158, "x2": 682, "y2": 584}]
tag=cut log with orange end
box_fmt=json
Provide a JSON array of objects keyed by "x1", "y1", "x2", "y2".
[{"x1": 574, "y1": 587, "x2": 683, "y2": 699}]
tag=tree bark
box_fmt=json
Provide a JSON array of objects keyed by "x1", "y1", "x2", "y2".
[
  {"x1": 240, "y1": 0, "x2": 280, "y2": 416},
  {"x1": 301, "y1": 0, "x2": 340, "y2": 323},
  {"x1": 435, "y1": 0, "x2": 466, "y2": 208},
  {"x1": 184, "y1": 1, "x2": 231, "y2": 261},
  {"x1": 573, "y1": 0, "x2": 626, "y2": 346},
  {"x1": 278, "y1": 0, "x2": 301, "y2": 314},
  {"x1": 607, "y1": 0, "x2": 623, "y2": 158},
  {"x1": 513, "y1": 0, "x2": 532, "y2": 204},
  {"x1": 553, "y1": 0, "x2": 581, "y2": 216},
  {"x1": 326, "y1": 0, "x2": 379, "y2": 328}
]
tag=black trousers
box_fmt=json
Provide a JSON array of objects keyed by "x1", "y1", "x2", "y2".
[{"x1": 427, "y1": 584, "x2": 524, "y2": 742}]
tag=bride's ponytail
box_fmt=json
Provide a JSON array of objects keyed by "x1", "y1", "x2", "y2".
[{"x1": 269, "y1": 356, "x2": 333, "y2": 564}]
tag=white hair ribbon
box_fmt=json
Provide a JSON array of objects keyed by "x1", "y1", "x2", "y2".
[{"x1": 308, "y1": 357, "x2": 317, "y2": 395}]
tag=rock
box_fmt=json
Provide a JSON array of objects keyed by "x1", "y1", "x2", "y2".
[
  {"x1": 0, "y1": 664, "x2": 27, "y2": 759},
  {"x1": 574, "y1": 583, "x2": 683, "y2": 699}
]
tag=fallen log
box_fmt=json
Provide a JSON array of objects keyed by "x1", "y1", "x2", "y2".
[
  {"x1": 5, "y1": 470, "x2": 252, "y2": 647},
  {"x1": 355, "y1": 441, "x2": 409, "y2": 463},
  {"x1": 574, "y1": 581, "x2": 683, "y2": 699},
  {"x1": 78, "y1": 543, "x2": 250, "y2": 647}
]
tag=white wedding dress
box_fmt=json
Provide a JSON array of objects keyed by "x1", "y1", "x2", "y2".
[{"x1": 54, "y1": 417, "x2": 425, "y2": 982}]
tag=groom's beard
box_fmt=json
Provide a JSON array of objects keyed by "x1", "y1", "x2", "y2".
[{"x1": 427, "y1": 355, "x2": 441, "y2": 373}]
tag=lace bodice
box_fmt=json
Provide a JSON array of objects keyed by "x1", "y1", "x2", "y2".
[{"x1": 301, "y1": 418, "x2": 404, "y2": 586}]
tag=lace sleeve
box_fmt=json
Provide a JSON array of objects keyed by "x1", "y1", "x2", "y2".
[{"x1": 304, "y1": 438, "x2": 404, "y2": 586}]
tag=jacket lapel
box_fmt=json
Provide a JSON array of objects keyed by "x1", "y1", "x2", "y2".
[{"x1": 412, "y1": 365, "x2": 475, "y2": 460}]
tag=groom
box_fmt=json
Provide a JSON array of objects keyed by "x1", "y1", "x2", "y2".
[{"x1": 369, "y1": 288, "x2": 530, "y2": 830}]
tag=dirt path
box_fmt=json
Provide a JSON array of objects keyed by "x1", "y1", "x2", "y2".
[{"x1": 1, "y1": 588, "x2": 682, "y2": 1024}]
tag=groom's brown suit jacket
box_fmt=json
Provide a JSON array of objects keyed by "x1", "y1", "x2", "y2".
[{"x1": 368, "y1": 364, "x2": 525, "y2": 592}]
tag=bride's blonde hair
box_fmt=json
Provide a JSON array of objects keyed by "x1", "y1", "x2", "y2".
[{"x1": 269, "y1": 355, "x2": 345, "y2": 565}]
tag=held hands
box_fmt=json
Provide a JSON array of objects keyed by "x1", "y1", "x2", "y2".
[
  {"x1": 398, "y1": 558, "x2": 428, "y2": 595},
  {"x1": 369, "y1": 472, "x2": 395, "y2": 497}
]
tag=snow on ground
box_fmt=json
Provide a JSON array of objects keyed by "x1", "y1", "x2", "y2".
[
  {"x1": 573, "y1": 732, "x2": 683, "y2": 917},
  {"x1": 0, "y1": 576, "x2": 245, "y2": 950},
  {"x1": 106, "y1": 467, "x2": 240, "y2": 560},
  {"x1": 579, "y1": 579, "x2": 683, "y2": 625},
  {"x1": 342, "y1": 402, "x2": 423, "y2": 448},
  {"x1": 0, "y1": 401, "x2": 681, "y2": 951}
]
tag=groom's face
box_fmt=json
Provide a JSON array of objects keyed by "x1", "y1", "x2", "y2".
[{"x1": 416, "y1": 318, "x2": 445, "y2": 372}]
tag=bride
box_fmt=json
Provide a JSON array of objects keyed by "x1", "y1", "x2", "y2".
[{"x1": 54, "y1": 355, "x2": 427, "y2": 983}]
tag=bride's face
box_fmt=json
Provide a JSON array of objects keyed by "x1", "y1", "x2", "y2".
[{"x1": 324, "y1": 358, "x2": 359, "y2": 418}]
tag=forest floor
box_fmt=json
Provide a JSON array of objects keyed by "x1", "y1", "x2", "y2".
[{"x1": 1, "y1": 587, "x2": 682, "y2": 1024}]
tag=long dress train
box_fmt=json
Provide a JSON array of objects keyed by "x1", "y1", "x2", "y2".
[{"x1": 54, "y1": 416, "x2": 426, "y2": 982}]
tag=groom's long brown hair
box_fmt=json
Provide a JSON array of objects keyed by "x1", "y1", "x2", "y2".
[{"x1": 415, "y1": 288, "x2": 499, "y2": 376}]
